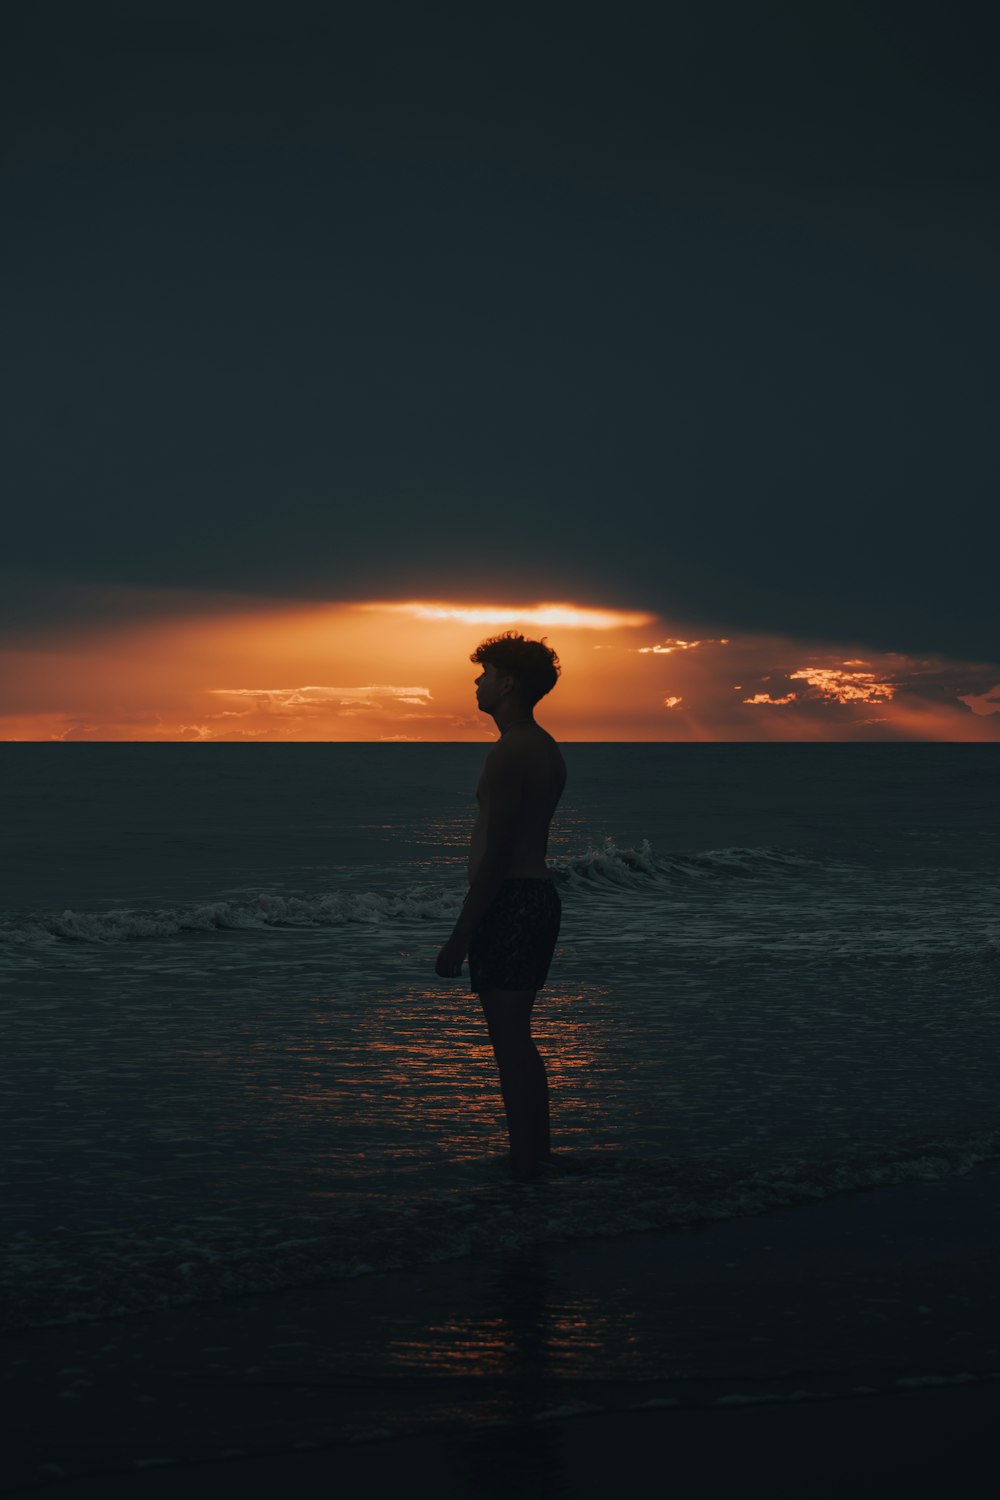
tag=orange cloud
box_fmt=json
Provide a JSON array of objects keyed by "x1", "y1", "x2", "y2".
[
  {"x1": 958, "y1": 683, "x2": 1000, "y2": 717},
  {"x1": 637, "y1": 638, "x2": 730, "y2": 654},
  {"x1": 787, "y1": 666, "x2": 895, "y2": 703},
  {"x1": 206, "y1": 684, "x2": 434, "y2": 709}
]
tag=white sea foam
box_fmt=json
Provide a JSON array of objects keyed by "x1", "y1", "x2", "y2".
[
  {"x1": 0, "y1": 884, "x2": 459, "y2": 949},
  {"x1": 0, "y1": 839, "x2": 927, "y2": 952}
]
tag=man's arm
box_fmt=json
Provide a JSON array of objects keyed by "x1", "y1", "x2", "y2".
[{"x1": 445, "y1": 749, "x2": 522, "y2": 954}]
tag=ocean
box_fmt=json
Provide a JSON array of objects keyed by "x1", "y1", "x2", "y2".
[{"x1": 2, "y1": 742, "x2": 999, "y2": 1339}]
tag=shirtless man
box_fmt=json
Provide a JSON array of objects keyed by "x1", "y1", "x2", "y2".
[{"x1": 435, "y1": 632, "x2": 567, "y2": 1180}]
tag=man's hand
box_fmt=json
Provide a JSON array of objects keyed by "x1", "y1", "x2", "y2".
[{"x1": 435, "y1": 937, "x2": 467, "y2": 979}]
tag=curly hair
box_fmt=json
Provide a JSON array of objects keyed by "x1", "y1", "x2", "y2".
[{"x1": 470, "y1": 632, "x2": 561, "y2": 708}]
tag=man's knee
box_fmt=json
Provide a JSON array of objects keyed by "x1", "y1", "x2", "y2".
[{"x1": 481, "y1": 990, "x2": 534, "y2": 1035}]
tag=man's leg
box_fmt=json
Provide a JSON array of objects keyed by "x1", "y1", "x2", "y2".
[{"x1": 479, "y1": 989, "x2": 551, "y2": 1173}]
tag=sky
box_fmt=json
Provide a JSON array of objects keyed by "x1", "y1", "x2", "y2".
[{"x1": 3, "y1": 0, "x2": 998, "y2": 741}]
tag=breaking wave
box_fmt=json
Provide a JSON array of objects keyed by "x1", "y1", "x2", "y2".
[{"x1": 0, "y1": 840, "x2": 849, "y2": 950}]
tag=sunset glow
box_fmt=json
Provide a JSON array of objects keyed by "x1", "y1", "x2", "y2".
[
  {"x1": 369, "y1": 601, "x2": 656, "y2": 629},
  {"x1": 2, "y1": 589, "x2": 999, "y2": 742}
]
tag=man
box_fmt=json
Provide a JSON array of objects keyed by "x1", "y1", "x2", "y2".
[{"x1": 436, "y1": 632, "x2": 567, "y2": 1181}]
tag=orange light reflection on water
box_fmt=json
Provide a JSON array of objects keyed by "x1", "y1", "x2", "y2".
[
  {"x1": 386, "y1": 1269, "x2": 641, "y2": 1394},
  {"x1": 230, "y1": 986, "x2": 607, "y2": 1176}
]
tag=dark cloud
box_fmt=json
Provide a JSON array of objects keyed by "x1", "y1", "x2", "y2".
[{"x1": 4, "y1": 2, "x2": 999, "y2": 661}]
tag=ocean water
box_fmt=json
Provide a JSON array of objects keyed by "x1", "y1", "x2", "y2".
[{"x1": 2, "y1": 743, "x2": 999, "y2": 1335}]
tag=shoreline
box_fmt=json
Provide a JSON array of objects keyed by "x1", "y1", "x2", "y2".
[{"x1": 7, "y1": 1154, "x2": 1000, "y2": 1494}]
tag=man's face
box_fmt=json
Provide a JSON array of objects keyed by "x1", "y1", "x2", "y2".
[{"x1": 475, "y1": 660, "x2": 513, "y2": 713}]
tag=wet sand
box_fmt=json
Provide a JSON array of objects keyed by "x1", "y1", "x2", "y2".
[{"x1": 7, "y1": 1156, "x2": 1000, "y2": 1497}]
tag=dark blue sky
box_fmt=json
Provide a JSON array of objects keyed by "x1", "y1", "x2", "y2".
[{"x1": 4, "y1": 1, "x2": 998, "y2": 659}]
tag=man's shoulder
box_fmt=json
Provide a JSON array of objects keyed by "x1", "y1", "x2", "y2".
[
  {"x1": 488, "y1": 726, "x2": 561, "y2": 768},
  {"x1": 484, "y1": 738, "x2": 520, "y2": 772}
]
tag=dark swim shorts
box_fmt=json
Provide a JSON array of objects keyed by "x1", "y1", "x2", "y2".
[{"x1": 467, "y1": 877, "x2": 562, "y2": 995}]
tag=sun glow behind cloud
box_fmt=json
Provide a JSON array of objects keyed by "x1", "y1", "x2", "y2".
[
  {"x1": 369, "y1": 601, "x2": 656, "y2": 629},
  {"x1": 1, "y1": 587, "x2": 998, "y2": 741}
]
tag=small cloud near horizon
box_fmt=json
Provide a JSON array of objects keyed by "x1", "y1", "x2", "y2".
[
  {"x1": 958, "y1": 684, "x2": 1000, "y2": 717},
  {"x1": 637, "y1": 638, "x2": 730, "y2": 654}
]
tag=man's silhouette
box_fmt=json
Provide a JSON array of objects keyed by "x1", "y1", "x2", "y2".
[{"x1": 436, "y1": 633, "x2": 566, "y2": 1181}]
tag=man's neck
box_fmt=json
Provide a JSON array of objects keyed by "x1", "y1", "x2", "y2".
[{"x1": 492, "y1": 701, "x2": 536, "y2": 737}]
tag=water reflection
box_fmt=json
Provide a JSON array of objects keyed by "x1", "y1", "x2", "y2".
[
  {"x1": 387, "y1": 1249, "x2": 640, "y2": 1427},
  {"x1": 229, "y1": 984, "x2": 612, "y2": 1188}
]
